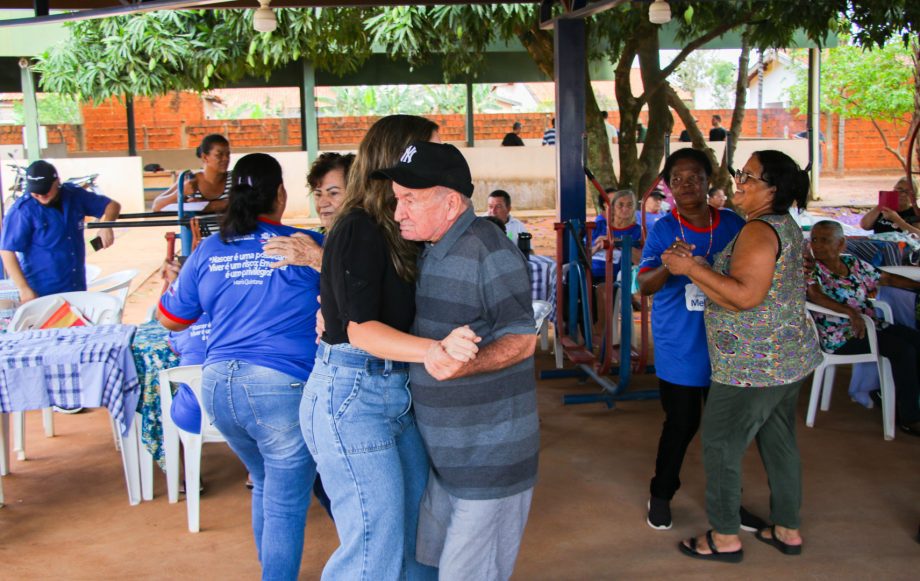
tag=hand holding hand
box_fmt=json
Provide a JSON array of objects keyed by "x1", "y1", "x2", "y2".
[
  {"x1": 440, "y1": 325, "x2": 481, "y2": 362},
  {"x1": 661, "y1": 239, "x2": 698, "y2": 276},
  {"x1": 263, "y1": 233, "x2": 322, "y2": 269},
  {"x1": 424, "y1": 341, "x2": 465, "y2": 381}
]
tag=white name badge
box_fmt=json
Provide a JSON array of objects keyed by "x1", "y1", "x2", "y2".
[{"x1": 685, "y1": 283, "x2": 706, "y2": 311}]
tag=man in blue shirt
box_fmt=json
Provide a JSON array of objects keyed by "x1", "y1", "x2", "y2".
[{"x1": 0, "y1": 160, "x2": 120, "y2": 303}]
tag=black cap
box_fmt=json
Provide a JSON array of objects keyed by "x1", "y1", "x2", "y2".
[
  {"x1": 371, "y1": 141, "x2": 474, "y2": 198},
  {"x1": 24, "y1": 160, "x2": 58, "y2": 196},
  {"x1": 649, "y1": 189, "x2": 667, "y2": 199}
]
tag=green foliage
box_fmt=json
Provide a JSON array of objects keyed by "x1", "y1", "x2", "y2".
[
  {"x1": 318, "y1": 84, "x2": 496, "y2": 116},
  {"x1": 35, "y1": 9, "x2": 372, "y2": 100},
  {"x1": 11, "y1": 93, "x2": 82, "y2": 125},
  {"x1": 787, "y1": 36, "x2": 914, "y2": 122}
]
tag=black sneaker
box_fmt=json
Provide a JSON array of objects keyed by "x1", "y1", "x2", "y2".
[
  {"x1": 647, "y1": 497, "x2": 672, "y2": 530},
  {"x1": 740, "y1": 506, "x2": 769, "y2": 533}
]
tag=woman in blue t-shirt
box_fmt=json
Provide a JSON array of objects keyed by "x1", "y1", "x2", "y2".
[
  {"x1": 636, "y1": 149, "x2": 747, "y2": 531},
  {"x1": 157, "y1": 153, "x2": 323, "y2": 580},
  {"x1": 591, "y1": 188, "x2": 643, "y2": 281}
]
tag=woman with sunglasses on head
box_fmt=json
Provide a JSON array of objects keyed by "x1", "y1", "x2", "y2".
[
  {"x1": 637, "y1": 149, "x2": 745, "y2": 531},
  {"x1": 153, "y1": 134, "x2": 232, "y2": 212},
  {"x1": 664, "y1": 151, "x2": 821, "y2": 563}
]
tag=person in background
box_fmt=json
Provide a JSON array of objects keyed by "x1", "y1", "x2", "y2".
[
  {"x1": 637, "y1": 148, "x2": 748, "y2": 532},
  {"x1": 542, "y1": 117, "x2": 556, "y2": 146},
  {"x1": 638, "y1": 189, "x2": 669, "y2": 231},
  {"x1": 501, "y1": 122, "x2": 525, "y2": 147},
  {"x1": 0, "y1": 160, "x2": 121, "y2": 304},
  {"x1": 708, "y1": 187, "x2": 727, "y2": 209},
  {"x1": 666, "y1": 150, "x2": 821, "y2": 563},
  {"x1": 602, "y1": 111, "x2": 618, "y2": 145},
  {"x1": 153, "y1": 134, "x2": 232, "y2": 213},
  {"x1": 637, "y1": 120, "x2": 647, "y2": 143},
  {"x1": 486, "y1": 189, "x2": 528, "y2": 245},
  {"x1": 591, "y1": 189, "x2": 643, "y2": 283},
  {"x1": 302, "y1": 114, "x2": 462, "y2": 581},
  {"x1": 709, "y1": 115, "x2": 728, "y2": 142},
  {"x1": 807, "y1": 220, "x2": 920, "y2": 436},
  {"x1": 858, "y1": 176, "x2": 920, "y2": 236},
  {"x1": 158, "y1": 153, "x2": 325, "y2": 579}
]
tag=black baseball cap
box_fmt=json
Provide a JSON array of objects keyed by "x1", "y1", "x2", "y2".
[
  {"x1": 371, "y1": 141, "x2": 474, "y2": 198},
  {"x1": 649, "y1": 189, "x2": 666, "y2": 199},
  {"x1": 24, "y1": 160, "x2": 59, "y2": 196}
]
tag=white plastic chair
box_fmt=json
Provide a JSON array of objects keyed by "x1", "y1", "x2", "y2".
[
  {"x1": 805, "y1": 301, "x2": 896, "y2": 440},
  {"x1": 85, "y1": 263, "x2": 102, "y2": 286},
  {"x1": 89, "y1": 269, "x2": 140, "y2": 306},
  {"x1": 159, "y1": 365, "x2": 227, "y2": 533},
  {"x1": 8, "y1": 292, "x2": 124, "y2": 458}
]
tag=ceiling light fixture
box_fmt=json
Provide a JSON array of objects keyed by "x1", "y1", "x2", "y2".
[
  {"x1": 253, "y1": 0, "x2": 277, "y2": 33},
  {"x1": 648, "y1": 0, "x2": 672, "y2": 25}
]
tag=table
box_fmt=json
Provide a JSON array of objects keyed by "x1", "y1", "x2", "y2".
[
  {"x1": 0, "y1": 324, "x2": 143, "y2": 504},
  {"x1": 131, "y1": 320, "x2": 180, "y2": 470},
  {"x1": 528, "y1": 254, "x2": 557, "y2": 321}
]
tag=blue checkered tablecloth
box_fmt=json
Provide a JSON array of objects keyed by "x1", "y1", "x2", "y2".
[
  {"x1": 528, "y1": 254, "x2": 557, "y2": 321},
  {"x1": 0, "y1": 324, "x2": 140, "y2": 435},
  {"x1": 845, "y1": 238, "x2": 904, "y2": 267}
]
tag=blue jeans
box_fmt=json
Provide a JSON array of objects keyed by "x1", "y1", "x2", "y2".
[
  {"x1": 300, "y1": 342, "x2": 437, "y2": 581},
  {"x1": 202, "y1": 361, "x2": 316, "y2": 581}
]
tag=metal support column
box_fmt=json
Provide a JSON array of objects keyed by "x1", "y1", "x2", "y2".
[
  {"x1": 126, "y1": 95, "x2": 137, "y2": 157},
  {"x1": 465, "y1": 82, "x2": 475, "y2": 147},
  {"x1": 555, "y1": 18, "x2": 586, "y2": 226},
  {"x1": 19, "y1": 58, "x2": 40, "y2": 162},
  {"x1": 300, "y1": 60, "x2": 319, "y2": 164},
  {"x1": 807, "y1": 48, "x2": 821, "y2": 198}
]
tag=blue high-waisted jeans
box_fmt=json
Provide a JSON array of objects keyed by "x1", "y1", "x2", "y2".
[
  {"x1": 300, "y1": 341, "x2": 437, "y2": 581},
  {"x1": 202, "y1": 361, "x2": 316, "y2": 581}
]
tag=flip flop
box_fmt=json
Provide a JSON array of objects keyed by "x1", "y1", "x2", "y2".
[
  {"x1": 678, "y1": 530, "x2": 744, "y2": 563},
  {"x1": 755, "y1": 525, "x2": 803, "y2": 555}
]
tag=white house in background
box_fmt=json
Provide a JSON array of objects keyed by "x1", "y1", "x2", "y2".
[{"x1": 746, "y1": 49, "x2": 799, "y2": 109}]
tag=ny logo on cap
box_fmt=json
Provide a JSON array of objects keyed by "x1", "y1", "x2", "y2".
[{"x1": 400, "y1": 145, "x2": 418, "y2": 164}]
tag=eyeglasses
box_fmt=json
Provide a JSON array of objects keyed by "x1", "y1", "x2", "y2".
[{"x1": 732, "y1": 169, "x2": 767, "y2": 185}]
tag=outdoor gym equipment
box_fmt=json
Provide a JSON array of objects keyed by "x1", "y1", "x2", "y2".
[{"x1": 540, "y1": 173, "x2": 657, "y2": 408}]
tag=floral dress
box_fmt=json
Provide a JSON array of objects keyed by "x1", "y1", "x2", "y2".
[{"x1": 809, "y1": 254, "x2": 885, "y2": 352}]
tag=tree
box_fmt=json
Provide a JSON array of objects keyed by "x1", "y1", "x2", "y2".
[
  {"x1": 788, "y1": 34, "x2": 917, "y2": 171},
  {"x1": 35, "y1": 8, "x2": 373, "y2": 101}
]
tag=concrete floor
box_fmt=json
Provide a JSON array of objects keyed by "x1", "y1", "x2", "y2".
[{"x1": 1, "y1": 350, "x2": 918, "y2": 580}]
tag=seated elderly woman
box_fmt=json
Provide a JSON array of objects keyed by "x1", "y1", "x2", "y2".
[
  {"x1": 807, "y1": 220, "x2": 920, "y2": 436},
  {"x1": 858, "y1": 176, "x2": 920, "y2": 235},
  {"x1": 590, "y1": 188, "x2": 643, "y2": 281}
]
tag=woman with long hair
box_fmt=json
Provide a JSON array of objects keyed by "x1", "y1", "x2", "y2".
[
  {"x1": 158, "y1": 153, "x2": 324, "y2": 579},
  {"x1": 300, "y1": 115, "x2": 476, "y2": 580},
  {"x1": 152, "y1": 134, "x2": 232, "y2": 212}
]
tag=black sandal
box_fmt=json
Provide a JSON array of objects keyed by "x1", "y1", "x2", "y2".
[
  {"x1": 755, "y1": 525, "x2": 803, "y2": 555},
  {"x1": 678, "y1": 530, "x2": 744, "y2": 563}
]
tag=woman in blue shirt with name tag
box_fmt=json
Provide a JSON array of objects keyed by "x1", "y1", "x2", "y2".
[
  {"x1": 157, "y1": 153, "x2": 323, "y2": 580},
  {"x1": 637, "y1": 149, "x2": 747, "y2": 531}
]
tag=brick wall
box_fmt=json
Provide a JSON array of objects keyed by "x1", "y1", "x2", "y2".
[{"x1": 2, "y1": 93, "x2": 912, "y2": 172}]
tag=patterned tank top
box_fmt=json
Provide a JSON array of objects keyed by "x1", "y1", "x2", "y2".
[{"x1": 704, "y1": 213, "x2": 821, "y2": 387}]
